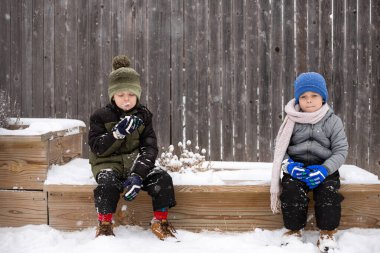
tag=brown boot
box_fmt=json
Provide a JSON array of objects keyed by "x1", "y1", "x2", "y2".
[
  {"x1": 317, "y1": 230, "x2": 338, "y2": 252},
  {"x1": 95, "y1": 221, "x2": 115, "y2": 237},
  {"x1": 150, "y1": 218, "x2": 177, "y2": 240},
  {"x1": 281, "y1": 229, "x2": 303, "y2": 246}
]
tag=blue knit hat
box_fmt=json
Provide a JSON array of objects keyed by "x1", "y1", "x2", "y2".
[{"x1": 294, "y1": 72, "x2": 328, "y2": 104}]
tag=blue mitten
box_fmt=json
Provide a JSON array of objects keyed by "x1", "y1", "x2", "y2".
[
  {"x1": 282, "y1": 159, "x2": 307, "y2": 180},
  {"x1": 113, "y1": 115, "x2": 143, "y2": 139},
  {"x1": 303, "y1": 165, "x2": 328, "y2": 189},
  {"x1": 123, "y1": 173, "x2": 143, "y2": 201}
]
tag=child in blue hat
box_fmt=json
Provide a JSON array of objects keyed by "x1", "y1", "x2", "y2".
[{"x1": 270, "y1": 72, "x2": 348, "y2": 252}]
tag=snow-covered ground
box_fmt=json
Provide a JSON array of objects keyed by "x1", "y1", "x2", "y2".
[{"x1": 1, "y1": 225, "x2": 379, "y2": 253}]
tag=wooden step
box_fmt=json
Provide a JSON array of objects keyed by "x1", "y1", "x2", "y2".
[
  {"x1": 0, "y1": 190, "x2": 47, "y2": 227},
  {"x1": 0, "y1": 127, "x2": 85, "y2": 190},
  {"x1": 43, "y1": 183, "x2": 380, "y2": 231}
]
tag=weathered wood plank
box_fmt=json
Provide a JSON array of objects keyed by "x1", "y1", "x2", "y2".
[
  {"x1": 356, "y1": 0, "x2": 370, "y2": 170},
  {"x1": 45, "y1": 184, "x2": 380, "y2": 231},
  {"x1": 369, "y1": 0, "x2": 380, "y2": 175},
  {"x1": 9, "y1": 0, "x2": 22, "y2": 114},
  {"x1": 221, "y1": 0, "x2": 233, "y2": 161},
  {"x1": 21, "y1": 0, "x2": 33, "y2": 117},
  {"x1": 257, "y1": 0, "x2": 271, "y2": 162},
  {"x1": 208, "y1": 0, "x2": 222, "y2": 160},
  {"x1": 76, "y1": 0, "x2": 89, "y2": 158},
  {"x1": 99, "y1": 0, "x2": 112, "y2": 108},
  {"x1": 270, "y1": 0, "x2": 283, "y2": 160},
  {"x1": 32, "y1": 0, "x2": 44, "y2": 117},
  {"x1": 332, "y1": 0, "x2": 345, "y2": 119},
  {"x1": 245, "y1": 0, "x2": 259, "y2": 161},
  {"x1": 0, "y1": 190, "x2": 47, "y2": 226},
  {"x1": 319, "y1": 0, "x2": 332, "y2": 98},
  {"x1": 232, "y1": 0, "x2": 246, "y2": 161},
  {"x1": 134, "y1": 0, "x2": 147, "y2": 103},
  {"x1": 47, "y1": 191, "x2": 97, "y2": 230},
  {"x1": 196, "y1": 0, "x2": 209, "y2": 151},
  {"x1": 88, "y1": 0, "x2": 102, "y2": 115},
  {"x1": 43, "y1": 0, "x2": 55, "y2": 117},
  {"x1": 48, "y1": 133, "x2": 83, "y2": 165},
  {"x1": 184, "y1": 0, "x2": 198, "y2": 144},
  {"x1": 295, "y1": 0, "x2": 307, "y2": 74},
  {"x1": 157, "y1": 0, "x2": 171, "y2": 148},
  {"x1": 0, "y1": 162, "x2": 47, "y2": 190},
  {"x1": 0, "y1": 0, "x2": 11, "y2": 93},
  {"x1": 0, "y1": 129, "x2": 84, "y2": 190},
  {"x1": 66, "y1": 0, "x2": 79, "y2": 118},
  {"x1": 283, "y1": 0, "x2": 295, "y2": 103},
  {"x1": 53, "y1": 0, "x2": 68, "y2": 117},
  {"x1": 307, "y1": 0, "x2": 319, "y2": 71},
  {"x1": 170, "y1": 0, "x2": 184, "y2": 146},
  {"x1": 344, "y1": 0, "x2": 358, "y2": 165},
  {"x1": 146, "y1": 0, "x2": 160, "y2": 143}
]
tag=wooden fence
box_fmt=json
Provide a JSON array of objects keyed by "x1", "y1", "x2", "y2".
[{"x1": 0, "y1": 0, "x2": 379, "y2": 175}]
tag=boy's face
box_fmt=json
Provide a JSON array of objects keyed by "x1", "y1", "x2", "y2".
[
  {"x1": 113, "y1": 91, "x2": 137, "y2": 111},
  {"x1": 298, "y1": 91, "x2": 323, "y2": 112}
]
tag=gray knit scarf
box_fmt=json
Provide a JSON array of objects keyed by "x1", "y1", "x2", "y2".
[{"x1": 270, "y1": 99, "x2": 330, "y2": 214}]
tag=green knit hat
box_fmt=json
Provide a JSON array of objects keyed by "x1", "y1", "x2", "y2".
[{"x1": 108, "y1": 55, "x2": 141, "y2": 101}]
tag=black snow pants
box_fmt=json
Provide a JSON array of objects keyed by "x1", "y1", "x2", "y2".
[
  {"x1": 94, "y1": 168, "x2": 176, "y2": 214},
  {"x1": 280, "y1": 171, "x2": 344, "y2": 231}
]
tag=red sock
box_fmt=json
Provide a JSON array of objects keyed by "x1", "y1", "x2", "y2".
[
  {"x1": 98, "y1": 213, "x2": 113, "y2": 222},
  {"x1": 153, "y1": 210, "x2": 168, "y2": 220}
]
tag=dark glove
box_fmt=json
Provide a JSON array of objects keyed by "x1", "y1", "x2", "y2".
[
  {"x1": 112, "y1": 115, "x2": 143, "y2": 139},
  {"x1": 282, "y1": 159, "x2": 308, "y2": 180},
  {"x1": 302, "y1": 165, "x2": 328, "y2": 189},
  {"x1": 123, "y1": 173, "x2": 143, "y2": 201}
]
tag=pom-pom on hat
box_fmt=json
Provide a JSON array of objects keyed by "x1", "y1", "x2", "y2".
[
  {"x1": 294, "y1": 72, "x2": 328, "y2": 104},
  {"x1": 108, "y1": 55, "x2": 141, "y2": 101}
]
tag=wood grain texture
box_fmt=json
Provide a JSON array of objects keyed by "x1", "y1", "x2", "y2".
[
  {"x1": 45, "y1": 184, "x2": 380, "y2": 231},
  {"x1": 0, "y1": 128, "x2": 84, "y2": 190},
  {"x1": 0, "y1": 190, "x2": 47, "y2": 227}
]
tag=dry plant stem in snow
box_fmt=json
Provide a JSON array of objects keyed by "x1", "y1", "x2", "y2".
[
  {"x1": 0, "y1": 89, "x2": 20, "y2": 128},
  {"x1": 157, "y1": 140, "x2": 209, "y2": 172}
]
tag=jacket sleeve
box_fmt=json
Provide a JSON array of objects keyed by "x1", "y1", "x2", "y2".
[
  {"x1": 88, "y1": 111, "x2": 120, "y2": 156},
  {"x1": 131, "y1": 112, "x2": 158, "y2": 179},
  {"x1": 322, "y1": 115, "x2": 349, "y2": 174}
]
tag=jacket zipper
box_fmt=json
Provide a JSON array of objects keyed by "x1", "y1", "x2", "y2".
[{"x1": 307, "y1": 124, "x2": 314, "y2": 164}]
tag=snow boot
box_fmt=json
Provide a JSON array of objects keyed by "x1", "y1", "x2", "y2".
[
  {"x1": 281, "y1": 229, "x2": 303, "y2": 246},
  {"x1": 150, "y1": 218, "x2": 177, "y2": 240},
  {"x1": 317, "y1": 229, "x2": 338, "y2": 252},
  {"x1": 95, "y1": 221, "x2": 115, "y2": 237}
]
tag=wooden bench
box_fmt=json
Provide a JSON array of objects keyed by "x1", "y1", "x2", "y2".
[
  {"x1": 0, "y1": 122, "x2": 85, "y2": 227},
  {"x1": 43, "y1": 183, "x2": 380, "y2": 231}
]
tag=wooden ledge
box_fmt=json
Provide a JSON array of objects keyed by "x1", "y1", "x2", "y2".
[{"x1": 43, "y1": 183, "x2": 380, "y2": 193}]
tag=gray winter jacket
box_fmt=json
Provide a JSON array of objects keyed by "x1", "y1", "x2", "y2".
[{"x1": 285, "y1": 108, "x2": 348, "y2": 175}]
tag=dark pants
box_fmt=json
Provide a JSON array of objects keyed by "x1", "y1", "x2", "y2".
[
  {"x1": 94, "y1": 168, "x2": 176, "y2": 214},
  {"x1": 280, "y1": 171, "x2": 343, "y2": 231}
]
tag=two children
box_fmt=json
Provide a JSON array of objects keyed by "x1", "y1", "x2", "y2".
[
  {"x1": 89, "y1": 55, "x2": 176, "y2": 240},
  {"x1": 89, "y1": 55, "x2": 348, "y2": 250},
  {"x1": 271, "y1": 72, "x2": 348, "y2": 252}
]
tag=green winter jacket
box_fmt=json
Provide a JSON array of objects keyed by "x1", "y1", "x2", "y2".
[{"x1": 88, "y1": 103, "x2": 158, "y2": 180}]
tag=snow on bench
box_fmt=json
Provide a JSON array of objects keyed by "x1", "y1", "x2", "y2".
[{"x1": 42, "y1": 158, "x2": 380, "y2": 231}]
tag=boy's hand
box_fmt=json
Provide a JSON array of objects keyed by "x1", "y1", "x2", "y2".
[
  {"x1": 282, "y1": 159, "x2": 308, "y2": 180},
  {"x1": 112, "y1": 115, "x2": 143, "y2": 139},
  {"x1": 123, "y1": 173, "x2": 143, "y2": 201},
  {"x1": 302, "y1": 165, "x2": 328, "y2": 189}
]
